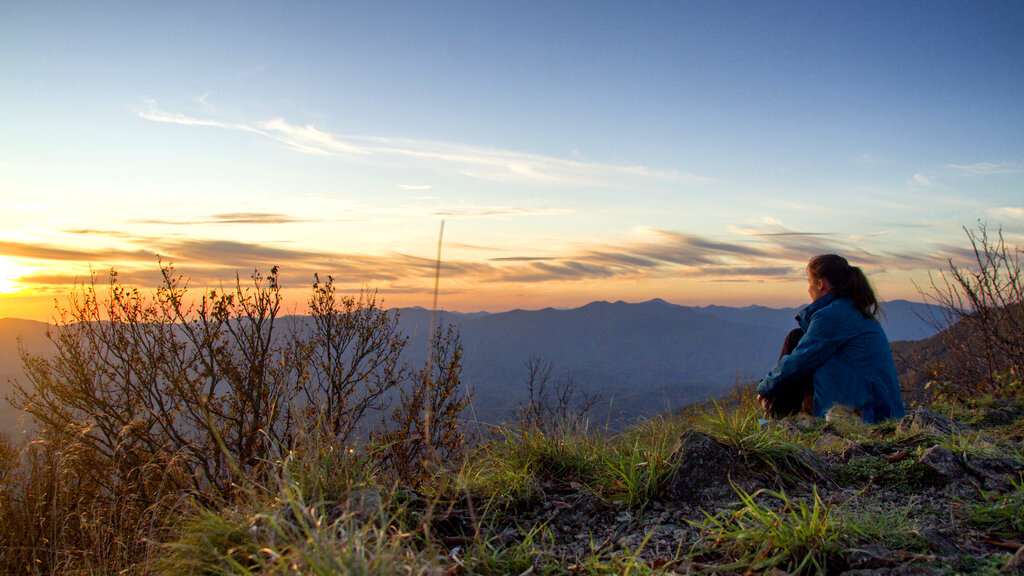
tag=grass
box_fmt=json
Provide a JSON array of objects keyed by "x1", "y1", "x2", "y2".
[
  {"x1": 843, "y1": 498, "x2": 929, "y2": 552},
  {"x1": 463, "y1": 423, "x2": 604, "y2": 506},
  {"x1": 969, "y1": 474, "x2": 1024, "y2": 538},
  {"x1": 599, "y1": 440, "x2": 676, "y2": 510},
  {"x1": 8, "y1": 387, "x2": 1024, "y2": 575},
  {"x1": 694, "y1": 485, "x2": 844, "y2": 574},
  {"x1": 699, "y1": 402, "x2": 824, "y2": 484},
  {"x1": 832, "y1": 455, "x2": 939, "y2": 492}
]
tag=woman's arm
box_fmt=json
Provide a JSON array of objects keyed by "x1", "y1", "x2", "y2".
[{"x1": 756, "y1": 306, "x2": 850, "y2": 397}]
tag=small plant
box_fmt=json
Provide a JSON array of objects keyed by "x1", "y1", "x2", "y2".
[
  {"x1": 463, "y1": 422, "x2": 603, "y2": 505},
  {"x1": 844, "y1": 499, "x2": 929, "y2": 552},
  {"x1": 700, "y1": 403, "x2": 821, "y2": 483},
  {"x1": 461, "y1": 523, "x2": 550, "y2": 575},
  {"x1": 969, "y1": 475, "x2": 1024, "y2": 538},
  {"x1": 695, "y1": 485, "x2": 844, "y2": 574},
  {"x1": 832, "y1": 456, "x2": 937, "y2": 493},
  {"x1": 601, "y1": 441, "x2": 676, "y2": 509}
]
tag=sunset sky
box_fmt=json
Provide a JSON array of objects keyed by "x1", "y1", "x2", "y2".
[{"x1": 2, "y1": 2, "x2": 1023, "y2": 321}]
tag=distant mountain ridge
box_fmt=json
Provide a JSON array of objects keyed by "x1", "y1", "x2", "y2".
[
  {"x1": 0, "y1": 299, "x2": 946, "y2": 433},
  {"x1": 392, "y1": 298, "x2": 947, "y2": 424}
]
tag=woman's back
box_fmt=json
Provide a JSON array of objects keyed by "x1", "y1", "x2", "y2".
[{"x1": 803, "y1": 296, "x2": 905, "y2": 422}]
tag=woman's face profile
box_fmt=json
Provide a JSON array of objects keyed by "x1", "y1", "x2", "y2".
[{"x1": 807, "y1": 271, "x2": 830, "y2": 302}]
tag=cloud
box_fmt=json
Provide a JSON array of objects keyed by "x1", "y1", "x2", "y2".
[
  {"x1": 946, "y1": 162, "x2": 1024, "y2": 175},
  {"x1": 2, "y1": 202, "x2": 55, "y2": 212},
  {"x1": 989, "y1": 206, "x2": 1024, "y2": 221},
  {"x1": 256, "y1": 118, "x2": 370, "y2": 156},
  {"x1": 131, "y1": 212, "x2": 317, "y2": 225},
  {"x1": 139, "y1": 101, "x2": 716, "y2": 188},
  {"x1": 139, "y1": 100, "x2": 244, "y2": 130},
  {"x1": 488, "y1": 256, "x2": 559, "y2": 262},
  {"x1": 732, "y1": 220, "x2": 966, "y2": 273},
  {"x1": 853, "y1": 153, "x2": 888, "y2": 167},
  {"x1": 0, "y1": 240, "x2": 156, "y2": 262},
  {"x1": 8, "y1": 219, "x2": 969, "y2": 296},
  {"x1": 398, "y1": 184, "x2": 432, "y2": 190},
  {"x1": 430, "y1": 205, "x2": 570, "y2": 218},
  {"x1": 913, "y1": 174, "x2": 931, "y2": 186}
]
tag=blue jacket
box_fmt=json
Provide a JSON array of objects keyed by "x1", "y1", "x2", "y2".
[{"x1": 756, "y1": 294, "x2": 906, "y2": 423}]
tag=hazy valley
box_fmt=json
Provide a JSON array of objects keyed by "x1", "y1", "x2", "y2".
[{"x1": 0, "y1": 298, "x2": 945, "y2": 434}]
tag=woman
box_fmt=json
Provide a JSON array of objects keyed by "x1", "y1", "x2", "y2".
[{"x1": 756, "y1": 254, "x2": 906, "y2": 423}]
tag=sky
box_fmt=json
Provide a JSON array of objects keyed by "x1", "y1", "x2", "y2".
[{"x1": 1, "y1": 1, "x2": 1023, "y2": 321}]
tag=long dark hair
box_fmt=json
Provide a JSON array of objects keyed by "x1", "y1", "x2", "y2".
[{"x1": 808, "y1": 254, "x2": 879, "y2": 319}]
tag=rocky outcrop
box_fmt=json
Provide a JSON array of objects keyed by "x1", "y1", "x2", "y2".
[
  {"x1": 666, "y1": 430, "x2": 759, "y2": 504},
  {"x1": 897, "y1": 406, "x2": 966, "y2": 436}
]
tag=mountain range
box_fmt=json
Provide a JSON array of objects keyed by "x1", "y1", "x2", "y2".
[{"x1": 0, "y1": 299, "x2": 946, "y2": 435}]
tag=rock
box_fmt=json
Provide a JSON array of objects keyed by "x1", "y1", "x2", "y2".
[
  {"x1": 840, "y1": 566, "x2": 941, "y2": 576},
  {"x1": 667, "y1": 430, "x2": 757, "y2": 504},
  {"x1": 897, "y1": 406, "x2": 964, "y2": 436},
  {"x1": 814, "y1": 431, "x2": 848, "y2": 453},
  {"x1": 826, "y1": 404, "x2": 861, "y2": 423},
  {"x1": 918, "y1": 444, "x2": 966, "y2": 480},
  {"x1": 792, "y1": 414, "x2": 819, "y2": 430},
  {"x1": 841, "y1": 439, "x2": 870, "y2": 463},
  {"x1": 1005, "y1": 545, "x2": 1024, "y2": 573},
  {"x1": 345, "y1": 488, "x2": 383, "y2": 521},
  {"x1": 980, "y1": 408, "x2": 1014, "y2": 426},
  {"x1": 919, "y1": 527, "x2": 958, "y2": 555},
  {"x1": 965, "y1": 455, "x2": 1024, "y2": 491},
  {"x1": 843, "y1": 543, "x2": 895, "y2": 570}
]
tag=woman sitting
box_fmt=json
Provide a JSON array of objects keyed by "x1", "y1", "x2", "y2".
[{"x1": 756, "y1": 254, "x2": 906, "y2": 424}]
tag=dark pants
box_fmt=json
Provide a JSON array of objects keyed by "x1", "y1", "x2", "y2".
[{"x1": 762, "y1": 329, "x2": 815, "y2": 418}]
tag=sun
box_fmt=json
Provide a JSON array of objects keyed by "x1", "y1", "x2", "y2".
[{"x1": 0, "y1": 259, "x2": 33, "y2": 295}]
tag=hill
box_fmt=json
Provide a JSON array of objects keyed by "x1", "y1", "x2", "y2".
[
  {"x1": 395, "y1": 299, "x2": 946, "y2": 424},
  {"x1": 1, "y1": 299, "x2": 946, "y2": 433}
]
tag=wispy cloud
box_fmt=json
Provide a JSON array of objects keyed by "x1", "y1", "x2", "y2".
[
  {"x1": 853, "y1": 153, "x2": 888, "y2": 167},
  {"x1": 913, "y1": 174, "x2": 931, "y2": 186},
  {"x1": 947, "y1": 162, "x2": 1024, "y2": 175},
  {"x1": 732, "y1": 220, "x2": 967, "y2": 272},
  {"x1": 398, "y1": 184, "x2": 432, "y2": 190},
  {"x1": 430, "y1": 205, "x2": 570, "y2": 218},
  {"x1": 989, "y1": 206, "x2": 1024, "y2": 220},
  {"x1": 0, "y1": 240, "x2": 155, "y2": 262},
  {"x1": 131, "y1": 212, "x2": 318, "y2": 225},
  {"x1": 7, "y1": 221, "x2": 966, "y2": 297},
  {"x1": 139, "y1": 100, "x2": 716, "y2": 188}
]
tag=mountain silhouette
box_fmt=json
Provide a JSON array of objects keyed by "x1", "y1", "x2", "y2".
[{"x1": 0, "y1": 299, "x2": 945, "y2": 433}]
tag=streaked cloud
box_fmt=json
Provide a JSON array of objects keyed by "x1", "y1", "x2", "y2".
[
  {"x1": 913, "y1": 174, "x2": 931, "y2": 186},
  {"x1": 431, "y1": 205, "x2": 570, "y2": 218},
  {"x1": 139, "y1": 101, "x2": 716, "y2": 188},
  {"x1": 853, "y1": 153, "x2": 888, "y2": 167},
  {"x1": 131, "y1": 212, "x2": 317, "y2": 225},
  {"x1": 947, "y1": 162, "x2": 1024, "y2": 175},
  {"x1": 3, "y1": 221, "x2": 974, "y2": 301},
  {"x1": 0, "y1": 240, "x2": 155, "y2": 262},
  {"x1": 732, "y1": 220, "x2": 968, "y2": 272},
  {"x1": 398, "y1": 184, "x2": 433, "y2": 190},
  {"x1": 990, "y1": 206, "x2": 1024, "y2": 221}
]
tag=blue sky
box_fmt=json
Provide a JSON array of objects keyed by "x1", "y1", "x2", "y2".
[{"x1": 1, "y1": 1, "x2": 1022, "y2": 319}]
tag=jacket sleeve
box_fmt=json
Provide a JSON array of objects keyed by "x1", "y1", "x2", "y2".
[{"x1": 756, "y1": 307, "x2": 850, "y2": 397}]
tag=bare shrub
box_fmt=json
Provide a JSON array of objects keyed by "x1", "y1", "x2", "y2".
[
  {"x1": 301, "y1": 274, "x2": 407, "y2": 446},
  {"x1": 13, "y1": 266, "x2": 305, "y2": 497},
  {"x1": 4, "y1": 263, "x2": 467, "y2": 571},
  {"x1": 517, "y1": 355, "x2": 597, "y2": 433},
  {"x1": 924, "y1": 223, "x2": 1024, "y2": 398},
  {"x1": 373, "y1": 323, "x2": 472, "y2": 485}
]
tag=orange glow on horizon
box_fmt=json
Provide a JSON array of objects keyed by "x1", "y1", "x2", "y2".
[{"x1": 0, "y1": 271, "x2": 926, "y2": 323}]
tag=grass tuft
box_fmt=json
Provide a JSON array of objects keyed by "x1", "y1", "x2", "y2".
[
  {"x1": 695, "y1": 484, "x2": 844, "y2": 575},
  {"x1": 970, "y1": 475, "x2": 1024, "y2": 538},
  {"x1": 699, "y1": 402, "x2": 822, "y2": 483}
]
